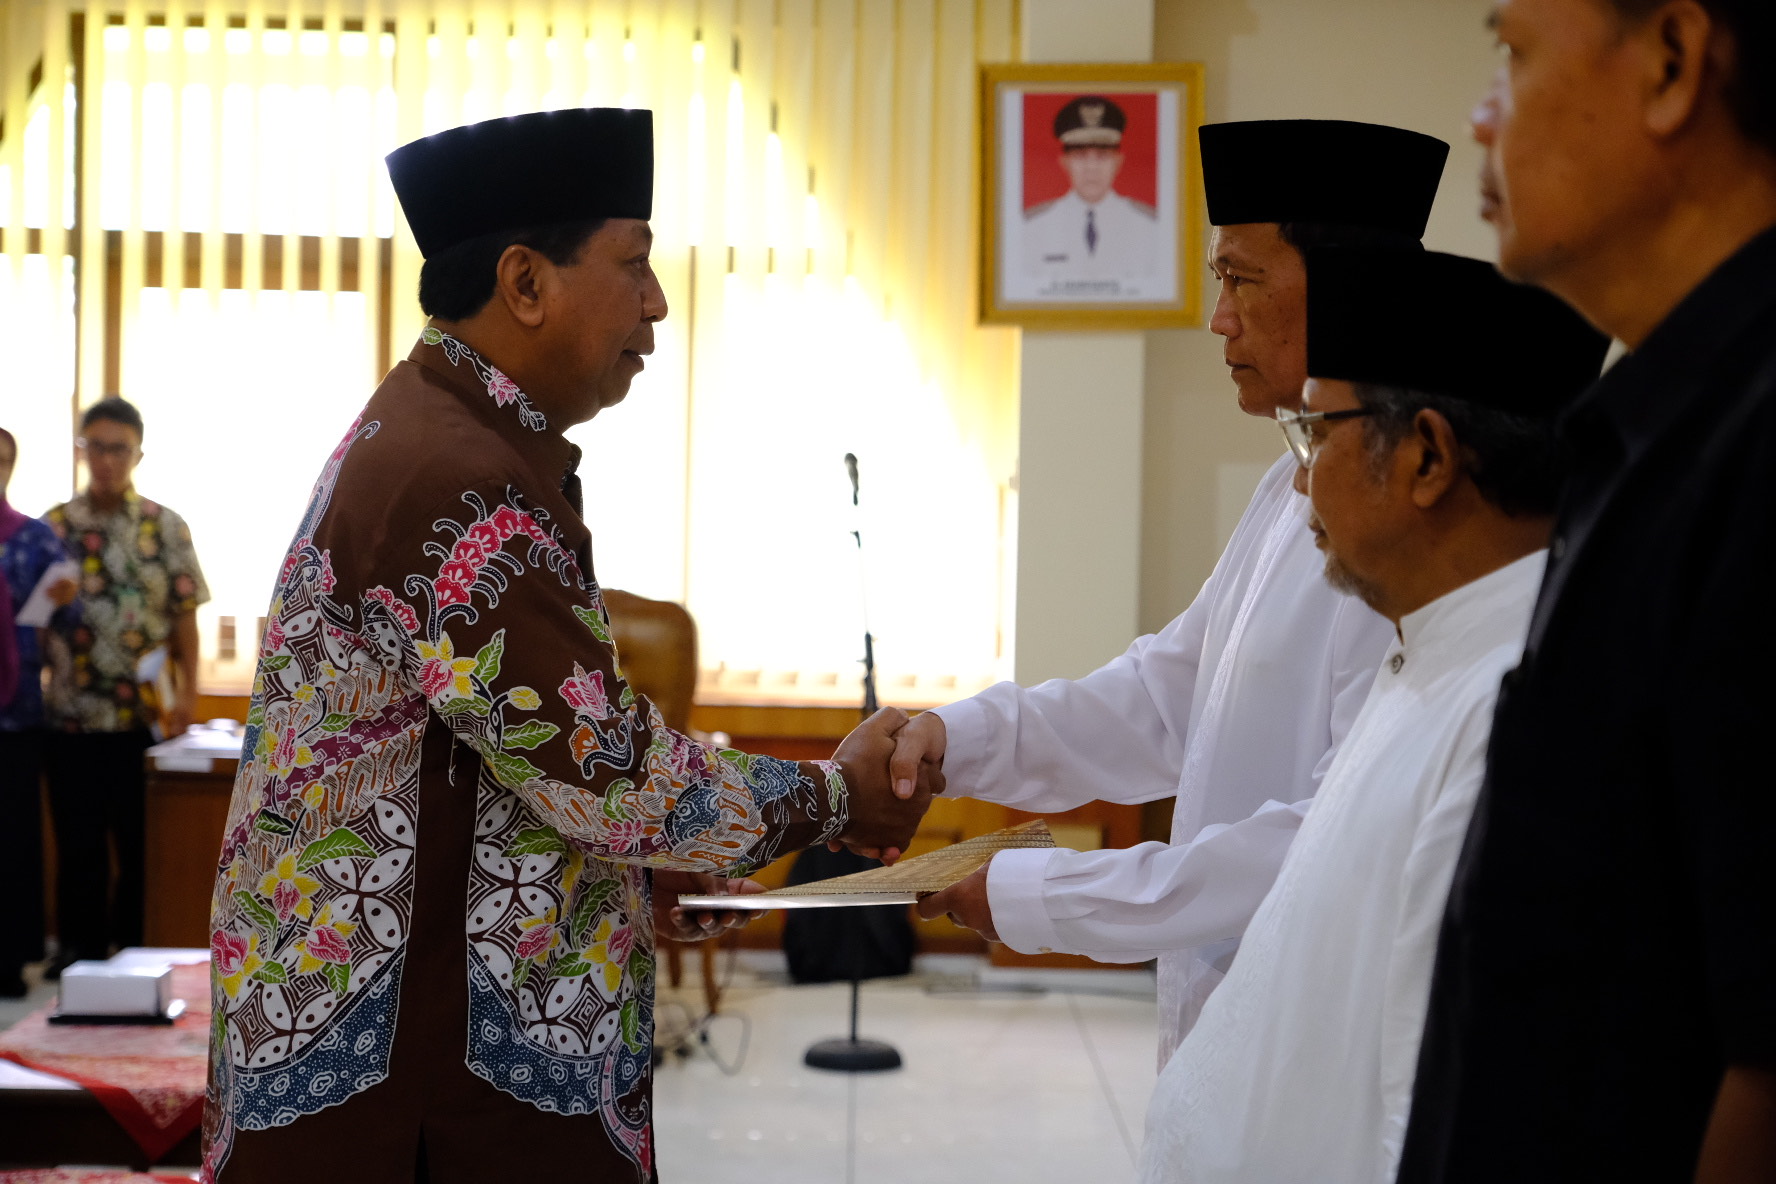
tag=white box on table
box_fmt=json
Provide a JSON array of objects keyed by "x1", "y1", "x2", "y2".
[{"x1": 57, "y1": 960, "x2": 174, "y2": 1016}]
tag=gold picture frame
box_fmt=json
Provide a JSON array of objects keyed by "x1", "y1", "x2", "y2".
[{"x1": 978, "y1": 62, "x2": 1206, "y2": 330}]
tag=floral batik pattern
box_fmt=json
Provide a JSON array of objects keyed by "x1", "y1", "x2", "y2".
[
  {"x1": 421, "y1": 325, "x2": 549, "y2": 433},
  {"x1": 42, "y1": 490, "x2": 210, "y2": 732},
  {"x1": 204, "y1": 332, "x2": 848, "y2": 1180},
  {"x1": 1, "y1": 514, "x2": 65, "y2": 731}
]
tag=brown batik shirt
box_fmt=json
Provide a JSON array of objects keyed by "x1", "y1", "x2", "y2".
[{"x1": 202, "y1": 329, "x2": 849, "y2": 1181}]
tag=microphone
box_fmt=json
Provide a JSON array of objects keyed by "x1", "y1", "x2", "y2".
[{"x1": 844, "y1": 452, "x2": 860, "y2": 506}]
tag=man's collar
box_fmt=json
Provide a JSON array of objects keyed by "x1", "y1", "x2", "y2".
[
  {"x1": 1059, "y1": 189, "x2": 1114, "y2": 210},
  {"x1": 1396, "y1": 548, "x2": 1547, "y2": 659},
  {"x1": 76, "y1": 486, "x2": 140, "y2": 515},
  {"x1": 407, "y1": 327, "x2": 581, "y2": 508},
  {"x1": 1564, "y1": 222, "x2": 1776, "y2": 455},
  {"x1": 414, "y1": 326, "x2": 551, "y2": 434}
]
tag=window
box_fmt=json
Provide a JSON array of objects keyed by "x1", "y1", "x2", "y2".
[{"x1": 1, "y1": 0, "x2": 1020, "y2": 707}]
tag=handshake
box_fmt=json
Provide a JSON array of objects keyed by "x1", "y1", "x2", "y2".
[
  {"x1": 826, "y1": 707, "x2": 999, "y2": 940},
  {"x1": 661, "y1": 708, "x2": 995, "y2": 946},
  {"x1": 827, "y1": 707, "x2": 950, "y2": 865}
]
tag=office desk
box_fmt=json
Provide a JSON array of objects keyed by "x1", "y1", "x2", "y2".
[{"x1": 143, "y1": 733, "x2": 241, "y2": 949}]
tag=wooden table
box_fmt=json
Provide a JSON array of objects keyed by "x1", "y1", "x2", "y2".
[
  {"x1": 0, "y1": 954, "x2": 210, "y2": 1171},
  {"x1": 0, "y1": 1060, "x2": 201, "y2": 1170}
]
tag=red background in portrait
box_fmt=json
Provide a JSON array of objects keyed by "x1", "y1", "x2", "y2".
[{"x1": 1021, "y1": 91, "x2": 1159, "y2": 210}]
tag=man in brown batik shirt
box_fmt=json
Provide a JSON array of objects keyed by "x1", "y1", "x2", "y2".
[{"x1": 202, "y1": 108, "x2": 930, "y2": 1183}]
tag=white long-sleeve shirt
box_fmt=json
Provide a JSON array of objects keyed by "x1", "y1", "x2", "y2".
[
  {"x1": 933, "y1": 453, "x2": 1394, "y2": 1058},
  {"x1": 1137, "y1": 551, "x2": 1545, "y2": 1184}
]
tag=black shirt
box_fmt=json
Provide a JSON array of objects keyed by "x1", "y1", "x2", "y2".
[{"x1": 1398, "y1": 225, "x2": 1776, "y2": 1181}]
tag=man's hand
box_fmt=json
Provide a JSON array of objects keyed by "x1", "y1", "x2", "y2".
[
  {"x1": 46, "y1": 577, "x2": 78, "y2": 608},
  {"x1": 163, "y1": 697, "x2": 195, "y2": 738},
  {"x1": 888, "y1": 710, "x2": 947, "y2": 800},
  {"x1": 166, "y1": 608, "x2": 200, "y2": 738},
  {"x1": 831, "y1": 707, "x2": 934, "y2": 864},
  {"x1": 915, "y1": 865, "x2": 998, "y2": 942},
  {"x1": 653, "y1": 870, "x2": 764, "y2": 942}
]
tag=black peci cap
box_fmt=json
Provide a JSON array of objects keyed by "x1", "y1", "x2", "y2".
[
  {"x1": 1199, "y1": 119, "x2": 1448, "y2": 238},
  {"x1": 1305, "y1": 248, "x2": 1610, "y2": 416},
  {"x1": 1053, "y1": 96, "x2": 1127, "y2": 149},
  {"x1": 386, "y1": 108, "x2": 653, "y2": 259}
]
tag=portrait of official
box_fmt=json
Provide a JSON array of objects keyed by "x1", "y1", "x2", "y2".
[
  {"x1": 983, "y1": 64, "x2": 1199, "y2": 325},
  {"x1": 1021, "y1": 96, "x2": 1159, "y2": 284}
]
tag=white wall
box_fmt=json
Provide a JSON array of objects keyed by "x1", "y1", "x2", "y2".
[
  {"x1": 1011, "y1": 0, "x2": 1155, "y2": 685},
  {"x1": 1140, "y1": 0, "x2": 1497, "y2": 633}
]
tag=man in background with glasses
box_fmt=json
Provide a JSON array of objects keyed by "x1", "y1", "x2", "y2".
[
  {"x1": 1140, "y1": 247, "x2": 1606, "y2": 1183},
  {"x1": 41, "y1": 396, "x2": 210, "y2": 974},
  {"x1": 902, "y1": 120, "x2": 1445, "y2": 1062}
]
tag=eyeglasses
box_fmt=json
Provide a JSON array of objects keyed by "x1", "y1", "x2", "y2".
[
  {"x1": 76, "y1": 438, "x2": 139, "y2": 460},
  {"x1": 1275, "y1": 406, "x2": 1374, "y2": 467}
]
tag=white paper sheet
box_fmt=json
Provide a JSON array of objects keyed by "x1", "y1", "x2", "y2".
[
  {"x1": 12, "y1": 558, "x2": 77, "y2": 628},
  {"x1": 677, "y1": 891, "x2": 921, "y2": 911}
]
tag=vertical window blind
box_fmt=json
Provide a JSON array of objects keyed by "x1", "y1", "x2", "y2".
[{"x1": 0, "y1": 0, "x2": 1021, "y2": 707}]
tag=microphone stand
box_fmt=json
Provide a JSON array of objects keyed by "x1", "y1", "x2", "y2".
[
  {"x1": 803, "y1": 452, "x2": 901, "y2": 1073},
  {"x1": 846, "y1": 451, "x2": 879, "y2": 717}
]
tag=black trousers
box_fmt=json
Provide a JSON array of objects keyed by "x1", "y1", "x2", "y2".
[
  {"x1": 0, "y1": 729, "x2": 47, "y2": 974},
  {"x1": 44, "y1": 729, "x2": 152, "y2": 961}
]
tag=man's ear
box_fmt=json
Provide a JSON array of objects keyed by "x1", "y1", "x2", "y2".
[
  {"x1": 1407, "y1": 408, "x2": 1463, "y2": 509},
  {"x1": 494, "y1": 244, "x2": 548, "y2": 328},
  {"x1": 1641, "y1": 1, "x2": 1715, "y2": 139}
]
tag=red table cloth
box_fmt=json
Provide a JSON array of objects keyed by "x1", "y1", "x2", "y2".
[{"x1": 0, "y1": 962, "x2": 209, "y2": 1163}]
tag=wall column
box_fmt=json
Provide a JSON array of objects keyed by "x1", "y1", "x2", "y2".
[{"x1": 1012, "y1": 0, "x2": 1155, "y2": 684}]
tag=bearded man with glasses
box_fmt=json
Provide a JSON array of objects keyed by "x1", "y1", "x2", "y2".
[{"x1": 1138, "y1": 246, "x2": 1606, "y2": 1184}]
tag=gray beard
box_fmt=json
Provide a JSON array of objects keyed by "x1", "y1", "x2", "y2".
[{"x1": 1322, "y1": 551, "x2": 1389, "y2": 617}]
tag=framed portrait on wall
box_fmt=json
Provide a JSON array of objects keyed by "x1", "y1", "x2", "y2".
[{"x1": 979, "y1": 62, "x2": 1205, "y2": 329}]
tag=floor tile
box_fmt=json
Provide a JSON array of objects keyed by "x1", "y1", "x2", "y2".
[{"x1": 653, "y1": 953, "x2": 1157, "y2": 1183}]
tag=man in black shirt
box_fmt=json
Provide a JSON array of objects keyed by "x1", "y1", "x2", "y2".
[{"x1": 1398, "y1": 2, "x2": 1776, "y2": 1181}]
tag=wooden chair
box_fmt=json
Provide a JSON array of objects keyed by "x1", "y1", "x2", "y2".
[{"x1": 600, "y1": 589, "x2": 724, "y2": 1014}]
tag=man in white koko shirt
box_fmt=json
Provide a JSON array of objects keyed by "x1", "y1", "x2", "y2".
[
  {"x1": 1138, "y1": 246, "x2": 1607, "y2": 1183},
  {"x1": 903, "y1": 120, "x2": 1447, "y2": 1059}
]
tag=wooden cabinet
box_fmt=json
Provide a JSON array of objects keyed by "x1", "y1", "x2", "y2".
[{"x1": 143, "y1": 757, "x2": 237, "y2": 948}]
